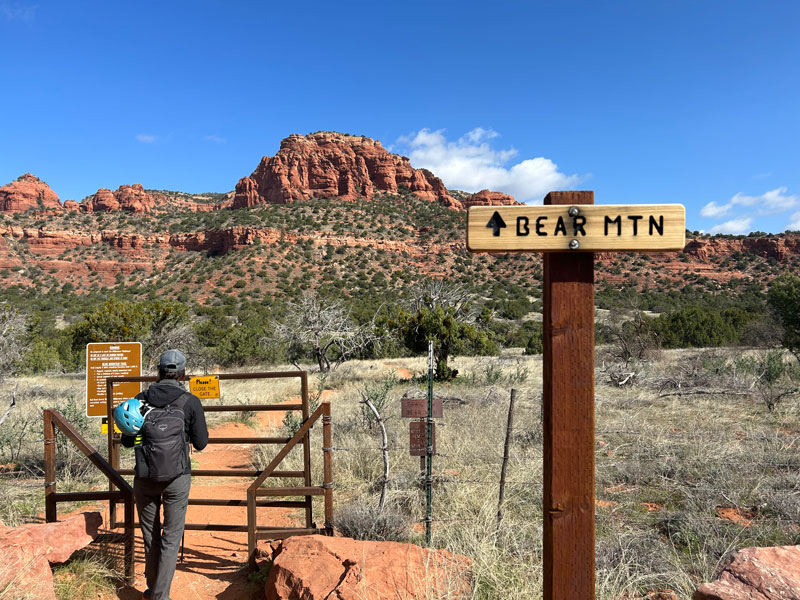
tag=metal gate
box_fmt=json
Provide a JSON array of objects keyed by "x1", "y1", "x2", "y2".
[{"x1": 102, "y1": 370, "x2": 332, "y2": 570}]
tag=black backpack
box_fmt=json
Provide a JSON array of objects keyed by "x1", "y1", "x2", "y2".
[{"x1": 139, "y1": 392, "x2": 191, "y2": 481}]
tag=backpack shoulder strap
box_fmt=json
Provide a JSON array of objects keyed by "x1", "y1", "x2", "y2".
[{"x1": 170, "y1": 391, "x2": 193, "y2": 410}]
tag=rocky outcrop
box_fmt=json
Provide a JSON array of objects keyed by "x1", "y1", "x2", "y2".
[
  {"x1": 693, "y1": 545, "x2": 800, "y2": 599},
  {"x1": 685, "y1": 236, "x2": 800, "y2": 262},
  {"x1": 0, "y1": 512, "x2": 103, "y2": 600},
  {"x1": 81, "y1": 183, "x2": 164, "y2": 213},
  {"x1": 0, "y1": 173, "x2": 62, "y2": 212},
  {"x1": 263, "y1": 535, "x2": 471, "y2": 600},
  {"x1": 461, "y1": 189, "x2": 519, "y2": 208},
  {"x1": 234, "y1": 132, "x2": 464, "y2": 209}
]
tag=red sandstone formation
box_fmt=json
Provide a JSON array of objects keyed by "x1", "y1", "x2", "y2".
[
  {"x1": 234, "y1": 131, "x2": 513, "y2": 210},
  {"x1": 81, "y1": 183, "x2": 164, "y2": 213},
  {"x1": 0, "y1": 512, "x2": 102, "y2": 600},
  {"x1": 263, "y1": 535, "x2": 472, "y2": 600},
  {"x1": 462, "y1": 189, "x2": 520, "y2": 208},
  {"x1": 0, "y1": 173, "x2": 62, "y2": 212},
  {"x1": 693, "y1": 545, "x2": 800, "y2": 600},
  {"x1": 685, "y1": 236, "x2": 800, "y2": 262}
]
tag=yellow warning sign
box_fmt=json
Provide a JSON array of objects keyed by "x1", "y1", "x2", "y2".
[
  {"x1": 101, "y1": 421, "x2": 121, "y2": 434},
  {"x1": 189, "y1": 376, "x2": 220, "y2": 400}
]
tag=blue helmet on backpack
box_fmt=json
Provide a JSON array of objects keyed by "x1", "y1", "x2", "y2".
[{"x1": 113, "y1": 398, "x2": 144, "y2": 436}]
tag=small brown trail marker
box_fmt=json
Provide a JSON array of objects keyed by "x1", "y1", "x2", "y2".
[{"x1": 467, "y1": 192, "x2": 684, "y2": 600}]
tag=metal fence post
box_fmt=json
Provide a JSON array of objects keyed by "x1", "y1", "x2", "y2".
[
  {"x1": 44, "y1": 410, "x2": 57, "y2": 523},
  {"x1": 425, "y1": 341, "x2": 434, "y2": 546},
  {"x1": 322, "y1": 402, "x2": 333, "y2": 534}
]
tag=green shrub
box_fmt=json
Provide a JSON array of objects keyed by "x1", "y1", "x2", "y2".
[
  {"x1": 334, "y1": 503, "x2": 409, "y2": 542},
  {"x1": 652, "y1": 306, "x2": 738, "y2": 348},
  {"x1": 768, "y1": 274, "x2": 800, "y2": 360},
  {"x1": 524, "y1": 328, "x2": 543, "y2": 355}
]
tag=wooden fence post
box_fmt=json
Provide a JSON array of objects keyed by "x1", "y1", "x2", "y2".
[{"x1": 497, "y1": 388, "x2": 517, "y2": 530}]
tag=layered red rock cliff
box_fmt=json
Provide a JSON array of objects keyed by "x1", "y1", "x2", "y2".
[
  {"x1": 0, "y1": 173, "x2": 62, "y2": 212},
  {"x1": 684, "y1": 236, "x2": 800, "y2": 262},
  {"x1": 233, "y1": 132, "x2": 519, "y2": 210}
]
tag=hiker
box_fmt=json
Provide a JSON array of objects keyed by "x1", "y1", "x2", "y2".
[{"x1": 116, "y1": 349, "x2": 209, "y2": 600}]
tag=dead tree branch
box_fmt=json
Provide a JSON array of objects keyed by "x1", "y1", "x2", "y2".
[{"x1": 360, "y1": 394, "x2": 389, "y2": 512}]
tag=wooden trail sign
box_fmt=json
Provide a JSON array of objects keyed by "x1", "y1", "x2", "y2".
[
  {"x1": 401, "y1": 396, "x2": 443, "y2": 419},
  {"x1": 468, "y1": 191, "x2": 684, "y2": 600},
  {"x1": 467, "y1": 204, "x2": 685, "y2": 252},
  {"x1": 409, "y1": 420, "x2": 436, "y2": 456}
]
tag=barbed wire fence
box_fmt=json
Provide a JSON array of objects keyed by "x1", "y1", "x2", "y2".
[{"x1": 2, "y1": 387, "x2": 798, "y2": 530}]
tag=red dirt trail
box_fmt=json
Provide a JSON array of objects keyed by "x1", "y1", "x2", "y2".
[{"x1": 107, "y1": 404, "x2": 300, "y2": 600}]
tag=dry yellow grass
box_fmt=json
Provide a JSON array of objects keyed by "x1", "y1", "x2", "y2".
[{"x1": 1, "y1": 348, "x2": 798, "y2": 599}]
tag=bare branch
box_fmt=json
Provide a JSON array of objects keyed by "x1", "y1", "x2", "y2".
[
  {"x1": 406, "y1": 279, "x2": 479, "y2": 323},
  {"x1": 263, "y1": 292, "x2": 380, "y2": 371},
  {"x1": 0, "y1": 390, "x2": 17, "y2": 429},
  {"x1": 360, "y1": 393, "x2": 389, "y2": 512},
  {"x1": 0, "y1": 305, "x2": 26, "y2": 382}
]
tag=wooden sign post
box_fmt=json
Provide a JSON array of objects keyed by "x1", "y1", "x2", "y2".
[{"x1": 467, "y1": 192, "x2": 684, "y2": 600}]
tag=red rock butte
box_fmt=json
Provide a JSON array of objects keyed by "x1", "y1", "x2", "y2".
[
  {"x1": 81, "y1": 183, "x2": 165, "y2": 214},
  {"x1": 0, "y1": 173, "x2": 61, "y2": 212},
  {"x1": 233, "y1": 132, "x2": 520, "y2": 210}
]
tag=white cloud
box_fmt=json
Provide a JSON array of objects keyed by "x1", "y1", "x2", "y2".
[
  {"x1": 709, "y1": 216, "x2": 753, "y2": 235},
  {"x1": 789, "y1": 211, "x2": 800, "y2": 231},
  {"x1": 396, "y1": 128, "x2": 581, "y2": 203},
  {"x1": 203, "y1": 134, "x2": 227, "y2": 144},
  {"x1": 699, "y1": 201, "x2": 730, "y2": 219},
  {"x1": 136, "y1": 134, "x2": 157, "y2": 144},
  {"x1": 0, "y1": 1, "x2": 37, "y2": 21},
  {"x1": 700, "y1": 187, "x2": 799, "y2": 219}
]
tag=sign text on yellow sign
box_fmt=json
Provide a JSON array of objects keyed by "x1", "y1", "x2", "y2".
[{"x1": 189, "y1": 376, "x2": 221, "y2": 400}]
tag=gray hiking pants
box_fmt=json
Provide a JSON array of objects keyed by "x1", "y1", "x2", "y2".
[{"x1": 134, "y1": 473, "x2": 191, "y2": 600}]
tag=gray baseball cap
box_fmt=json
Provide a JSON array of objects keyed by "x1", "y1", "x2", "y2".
[{"x1": 158, "y1": 349, "x2": 186, "y2": 373}]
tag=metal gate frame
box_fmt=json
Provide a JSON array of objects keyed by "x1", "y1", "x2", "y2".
[
  {"x1": 43, "y1": 409, "x2": 136, "y2": 582},
  {"x1": 103, "y1": 370, "x2": 333, "y2": 566}
]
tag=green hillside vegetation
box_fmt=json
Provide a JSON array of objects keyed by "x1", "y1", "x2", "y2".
[{"x1": 1, "y1": 190, "x2": 799, "y2": 378}]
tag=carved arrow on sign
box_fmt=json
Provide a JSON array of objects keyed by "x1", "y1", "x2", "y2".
[{"x1": 486, "y1": 211, "x2": 507, "y2": 236}]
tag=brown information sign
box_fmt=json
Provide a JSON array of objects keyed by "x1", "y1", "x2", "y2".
[
  {"x1": 86, "y1": 342, "x2": 141, "y2": 418},
  {"x1": 409, "y1": 421, "x2": 435, "y2": 457},
  {"x1": 401, "y1": 397, "x2": 443, "y2": 419},
  {"x1": 189, "y1": 376, "x2": 221, "y2": 400},
  {"x1": 467, "y1": 204, "x2": 685, "y2": 253}
]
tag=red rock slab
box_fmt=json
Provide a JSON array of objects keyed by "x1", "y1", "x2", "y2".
[
  {"x1": 0, "y1": 511, "x2": 102, "y2": 563},
  {"x1": 0, "y1": 512, "x2": 102, "y2": 600},
  {"x1": 264, "y1": 535, "x2": 472, "y2": 600},
  {"x1": 694, "y1": 545, "x2": 800, "y2": 600}
]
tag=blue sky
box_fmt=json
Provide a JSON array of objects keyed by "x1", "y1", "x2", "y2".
[{"x1": 1, "y1": 1, "x2": 798, "y2": 234}]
